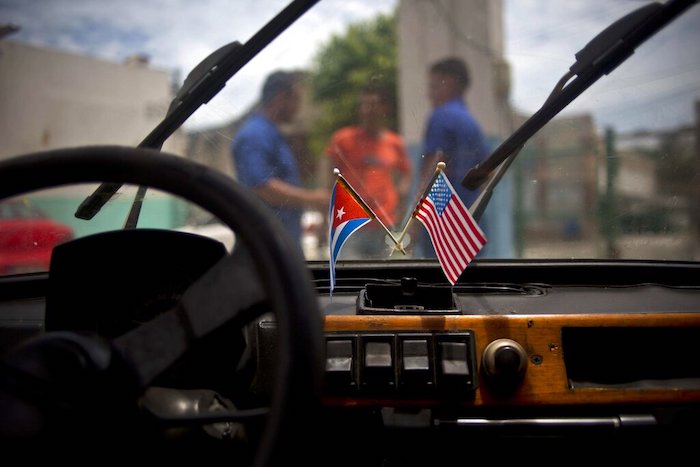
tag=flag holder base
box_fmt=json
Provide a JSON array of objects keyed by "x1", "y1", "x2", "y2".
[{"x1": 356, "y1": 278, "x2": 461, "y2": 315}]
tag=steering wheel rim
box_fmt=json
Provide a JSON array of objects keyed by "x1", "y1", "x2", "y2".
[{"x1": 0, "y1": 145, "x2": 324, "y2": 466}]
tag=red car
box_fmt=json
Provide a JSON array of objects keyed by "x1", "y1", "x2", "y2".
[{"x1": 0, "y1": 198, "x2": 74, "y2": 274}]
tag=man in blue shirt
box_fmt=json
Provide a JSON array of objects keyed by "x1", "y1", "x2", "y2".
[
  {"x1": 417, "y1": 57, "x2": 491, "y2": 257},
  {"x1": 231, "y1": 70, "x2": 328, "y2": 243},
  {"x1": 422, "y1": 57, "x2": 490, "y2": 207}
]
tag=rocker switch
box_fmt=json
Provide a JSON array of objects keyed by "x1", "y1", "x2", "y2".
[
  {"x1": 399, "y1": 335, "x2": 434, "y2": 391},
  {"x1": 324, "y1": 337, "x2": 357, "y2": 391},
  {"x1": 435, "y1": 332, "x2": 477, "y2": 392},
  {"x1": 438, "y1": 341, "x2": 470, "y2": 376},
  {"x1": 361, "y1": 336, "x2": 395, "y2": 391}
]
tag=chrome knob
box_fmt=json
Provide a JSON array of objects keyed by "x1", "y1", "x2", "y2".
[{"x1": 482, "y1": 338, "x2": 527, "y2": 394}]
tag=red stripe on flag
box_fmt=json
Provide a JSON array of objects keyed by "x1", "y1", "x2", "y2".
[
  {"x1": 416, "y1": 199, "x2": 461, "y2": 283},
  {"x1": 452, "y1": 196, "x2": 486, "y2": 246},
  {"x1": 415, "y1": 183, "x2": 487, "y2": 285}
]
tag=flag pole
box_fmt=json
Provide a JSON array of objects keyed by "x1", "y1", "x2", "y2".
[
  {"x1": 390, "y1": 161, "x2": 446, "y2": 256},
  {"x1": 334, "y1": 168, "x2": 407, "y2": 255}
]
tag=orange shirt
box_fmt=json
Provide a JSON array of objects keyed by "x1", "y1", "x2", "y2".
[{"x1": 326, "y1": 127, "x2": 411, "y2": 227}]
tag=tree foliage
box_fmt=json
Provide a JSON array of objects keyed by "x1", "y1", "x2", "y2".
[{"x1": 307, "y1": 11, "x2": 398, "y2": 159}]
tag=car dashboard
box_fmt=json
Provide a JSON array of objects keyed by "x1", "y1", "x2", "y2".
[
  {"x1": 263, "y1": 261, "x2": 700, "y2": 454},
  {"x1": 1, "y1": 230, "x2": 700, "y2": 462}
]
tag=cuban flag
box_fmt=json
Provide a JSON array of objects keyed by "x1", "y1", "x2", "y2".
[{"x1": 329, "y1": 177, "x2": 373, "y2": 295}]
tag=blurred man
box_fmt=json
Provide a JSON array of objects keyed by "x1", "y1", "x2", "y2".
[
  {"x1": 422, "y1": 57, "x2": 490, "y2": 206},
  {"x1": 417, "y1": 57, "x2": 491, "y2": 257},
  {"x1": 323, "y1": 82, "x2": 413, "y2": 256},
  {"x1": 231, "y1": 70, "x2": 329, "y2": 243}
]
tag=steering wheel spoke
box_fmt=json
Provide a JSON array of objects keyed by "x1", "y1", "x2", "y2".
[
  {"x1": 180, "y1": 244, "x2": 270, "y2": 339},
  {"x1": 113, "y1": 246, "x2": 269, "y2": 389}
]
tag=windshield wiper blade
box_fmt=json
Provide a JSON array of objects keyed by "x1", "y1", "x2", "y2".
[
  {"x1": 464, "y1": 0, "x2": 698, "y2": 221},
  {"x1": 74, "y1": 0, "x2": 320, "y2": 222}
]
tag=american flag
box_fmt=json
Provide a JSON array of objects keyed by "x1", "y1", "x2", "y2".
[{"x1": 415, "y1": 172, "x2": 486, "y2": 285}]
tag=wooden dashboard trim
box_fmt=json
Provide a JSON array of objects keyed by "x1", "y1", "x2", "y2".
[{"x1": 323, "y1": 312, "x2": 700, "y2": 407}]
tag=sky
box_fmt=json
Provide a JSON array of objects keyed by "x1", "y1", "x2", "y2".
[
  {"x1": 0, "y1": 0, "x2": 397, "y2": 130},
  {"x1": 1, "y1": 0, "x2": 698, "y2": 133},
  {"x1": 505, "y1": 0, "x2": 700, "y2": 133}
]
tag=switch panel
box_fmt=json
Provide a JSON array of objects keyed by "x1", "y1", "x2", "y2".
[{"x1": 323, "y1": 331, "x2": 476, "y2": 397}]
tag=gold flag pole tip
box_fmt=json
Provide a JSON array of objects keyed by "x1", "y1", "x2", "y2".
[{"x1": 437, "y1": 161, "x2": 446, "y2": 171}]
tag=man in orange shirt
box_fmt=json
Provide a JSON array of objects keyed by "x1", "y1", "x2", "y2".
[{"x1": 324, "y1": 83, "x2": 412, "y2": 257}]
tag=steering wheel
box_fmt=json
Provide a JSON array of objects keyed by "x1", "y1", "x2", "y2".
[{"x1": 0, "y1": 146, "x2": 324, "y2": 465}]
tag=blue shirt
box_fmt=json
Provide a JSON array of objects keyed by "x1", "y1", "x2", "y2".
[
  {"x1": 423, "y1": 98, "x2": 490, "y2": 207},
  {"x1": 231, "y1": 112, "x2": 303, "y2": 241}
]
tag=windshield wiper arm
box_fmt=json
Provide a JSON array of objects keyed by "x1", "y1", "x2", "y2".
[
  {"x1": 464, "y1": 0, "x2": 698, "y2": 221},
  {"x1": 74, "y1": 0, "x2": 320, "y2": 222}
]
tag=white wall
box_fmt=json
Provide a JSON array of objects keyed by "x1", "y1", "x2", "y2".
[{"x1": 0, "y1": 40, "x2": 185, "y2": 159}]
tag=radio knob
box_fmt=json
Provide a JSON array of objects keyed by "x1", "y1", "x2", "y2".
[{"x1": 482, "y1": 339, "x2": 527, "y2": 394}]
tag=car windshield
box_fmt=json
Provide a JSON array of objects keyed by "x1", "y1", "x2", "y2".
[{"x1": 0, "y1": 0, "x2": 698, "y2": 279}]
